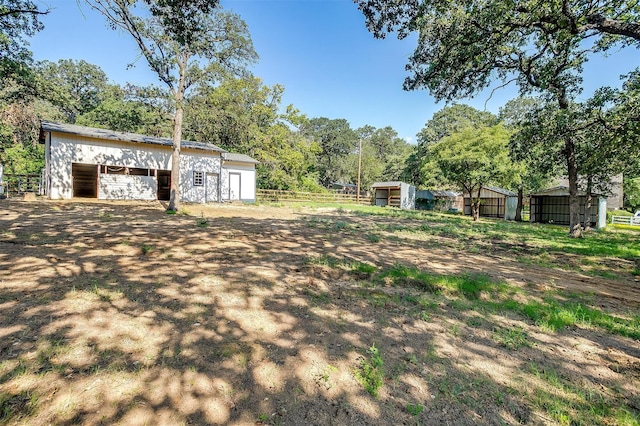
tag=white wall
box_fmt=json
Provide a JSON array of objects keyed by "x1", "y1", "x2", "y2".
[
  {"x1": 48, "y1": 132, "x2": 172, "y2": 199},
  {"x1": 180, "y1": 151, "x2": 222, "y2": 203},
  {"x1": 221, "y1": 162, "x2": 256, "y2": 202},
  {"x1": 47, "y1": 132, "x2": 222, "y2": 202},
  {"x1": 98, "y1": 175, "x2": 157, "y2": 200}
]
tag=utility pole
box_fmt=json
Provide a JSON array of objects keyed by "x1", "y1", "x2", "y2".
[{"x1": 357, "y1": 139, "x2": 362, "y2": 203}]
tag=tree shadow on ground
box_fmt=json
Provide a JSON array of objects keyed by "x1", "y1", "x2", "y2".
[{"x1": 0, "y1": 199, "x2": 638, "y2": 425}]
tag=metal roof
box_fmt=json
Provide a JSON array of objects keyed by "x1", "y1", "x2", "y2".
[
  {"x1": 40, "y1": 121, "x2": 226, "y2": 153},
  {"x1": 371, "y1": 181, "x2": 406, "y2": 188},
  {"x1": 530, "y1": 186, "x2": 603, "y2": 197},
  {"x1": 482, "y1": 186, "x2": 518, "y2": 197},
  {"x1": 223, "y1": 152, "x2": 260, "y2": 164},
  {"x1": 429, "y1": 190, "x2": 461, "y2": 197}
]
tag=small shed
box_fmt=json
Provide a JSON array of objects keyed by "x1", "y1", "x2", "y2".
[
  {"x1": 415, "y1": 189, "x2": 463, "y2": 212},
  {"x1": 372, "y1": 181, "x2": 415, "y2": 209},
  {"x1": 463, "y1": 186, "x2": 518, "y2": 220},
  {"x1": 530, "y1": 186, "x2": 607, "y2": 229},
  {"x1": 330, "y1": 182, "x2": 357, "y2": 194},
  {"x1": 222, "y1": 153, "x2": 260, "y2": 203}
]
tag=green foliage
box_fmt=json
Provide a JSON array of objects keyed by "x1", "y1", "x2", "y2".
[
  {"x1": 306, "y1": 254, "x2": 377, "y2": 278},
  {"x1": 405, "y1": 402, "x2": 424, "y2": 416},
  {"x1": 36, "y1": 59, "x2": 108, "y2": 123},
  {"x1": 85, "y1": 0, "x2": 257, "y2": 211},
  {"x1": 0, "y1": 97, "x2": 59, "y2": 174},
  {"x1": 354, "y1": 344, "x2": 384, "y2": 397},
  {"x1": 517, "y1": 299, "x2": 640, "y2": 339},
  {"x1": 624, "y1": 177, "x2": 640, "y2": 212},
  {"x1": 185, "y1": 77, "x2": 323, "y2": 191},
  {"x1": 141, "y1": 244, "x2": 154, "y2": 255},
  {"x1": 492, "y1": 326, "x2": 530, "y2": 350},
  {"x1": 380, "y1": 264, "x2": 505, "y2": 298},
  {"x1": 301, "y1": 117, "x2": 357, "y2": 187},
  {"x1": 354, "y1": 125, "x2": 413, "y2": 188},
  {"x1": 418, "y1": 104, "x2": 498, "y2": 146},
  {"x1": 429, "y1": 124, "x2": 515, "y2": 219},
  {"x1": 406, "y1": 104, "x2": 498, "y2": 188},
  {"x1": 77, "y1": 84, "x2": 171, "y2": 136},
  {"x1": 0, "y1": 390, "x2": 37, "y2": 421},
  {"x1": 356, "y1": 0, "x2": 640, "y2": 101},
  {"x1": 525, "y1": 362, "x2": 640, "y2": 426},
  {"x1": 502, "y1": 97, "x2": 558, "y2": 189},
  {"x1": 356, "y1": 0, "x2": 640, "y2": 235},
  {"x1": 0, "y1": 1, "x2": 47, "y2": 94}
]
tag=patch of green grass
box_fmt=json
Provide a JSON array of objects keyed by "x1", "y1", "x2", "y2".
[
  {"x1": 516, "y1": 299, "x2": 640, "y2": 339},
  {"x1": 141, "y1": 244, "x2": 154, "y2": 255},
  {"x1": 306, "y1": 255, "x2": 377, "y2": 277},
  {"x1": 354, "y1": 344, "x2": 384, "y2": 398},
  {"x1": 196, "y1": 217, "x2": 209, "y2": 227},
  {"x1": 366, "y1": 233, "x2": 381, "y2": 243},
  {"x1": 304, "y1": 289, "x2": 331, "y2": 305},
  {"x1": 350, "y1": 261, "x2": 377, "y2": 276},
  {"x1": 0, "y1": 390, "x2": 38, "y2": 422},
  {"x1": 465, "y1": 316, "x2": 484, "y2": 328},
  {"x1": 97, "y1": 211, "x2": 113, "y2": 220},
  {"x1": 492, "y1": 326, "x2": 531, "y2": 350},
  {"x1": 333, "y1": 221, "x2": 349, "y2": 231},
  {"x1": 524, "y1": 363, "x2": 637, "y2": 425},
  {"x1": 378, "y1": 264, "x2": 441, "y2": 293},
  {"x1": 405, "y1": 402, "x2": 424, "y2": 416},
  {"x1": 379, "y1": 264, "x2": 509, "y2": 299},
  {"x1": 610, "y1": 223, "x2": 640, "y2": 232}
]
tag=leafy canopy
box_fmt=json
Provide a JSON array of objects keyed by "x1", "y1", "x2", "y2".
[{"x1": 430, "y1": 124, "x2": 514, "y2": 196}]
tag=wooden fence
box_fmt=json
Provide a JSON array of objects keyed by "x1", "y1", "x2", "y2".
[
  {"x1": 257, "y1": 189, "x2": 373, "y2": 205},
  {"x1": 611, "y1": 215, "x2": 640, "y2": 226}
]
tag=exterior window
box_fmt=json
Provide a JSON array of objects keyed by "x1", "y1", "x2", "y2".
[{"x1": 193, "y1": 171, "x2": 204, "y2": 186}]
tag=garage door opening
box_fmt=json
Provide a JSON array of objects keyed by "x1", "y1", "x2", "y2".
[{"x1": 72, "y1": 163, "x2": 97, "y2": 198}]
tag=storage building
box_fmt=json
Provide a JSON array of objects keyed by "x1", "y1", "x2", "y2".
[
  {"x1": 40, "y1": 121, "x2": 258, "y2": 203},
  {"x1": 372, "y1": 181, "x2": 415, "y2": 209}
]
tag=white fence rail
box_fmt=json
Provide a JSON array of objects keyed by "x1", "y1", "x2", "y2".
[{"x1": 611, "y1": 215, "x2": 640, "y2": 226}]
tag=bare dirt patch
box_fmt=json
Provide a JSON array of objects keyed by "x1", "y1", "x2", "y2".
[{"x1": 0, "y1": 199, "x2": 638, "y2": 425}]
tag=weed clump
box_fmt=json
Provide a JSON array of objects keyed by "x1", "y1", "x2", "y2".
[{"x1": 354, "y1": 344, "x2": 384, "y2": 397}]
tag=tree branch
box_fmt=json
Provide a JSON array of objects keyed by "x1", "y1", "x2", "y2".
[
  {"x1": 0, "y1": 8, "x2": 49, "y2": 18},
  {"x1": 583, "y1": 15, "x2": 640, "y2": 40}
]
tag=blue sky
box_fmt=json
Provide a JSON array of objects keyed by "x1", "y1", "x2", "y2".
[{"x1": 30, "y1": 0, "x2": 639, "y2": 143}]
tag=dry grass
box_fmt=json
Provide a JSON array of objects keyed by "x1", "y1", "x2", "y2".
[{"x1": 0, "y1": 199, "x2": 638, "y2": 425}]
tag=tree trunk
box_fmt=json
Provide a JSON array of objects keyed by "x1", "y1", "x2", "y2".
[
  {"x1": 555, "y1": 90, "x2": 582, "y2": 238},
  {"x1": 472, "y1": 186, "x2": 482, "y2": 221},
  {"x1": 583, "y1": 176, "x2": 593, "y2": 231},
  {"x1": 167, "y1": 106, "x2": 182, "y2": 212},
  {"x1": 515, "y1": 187, "x2": 523, "y2": 222},
  {"x1": 167, "y1": 53, "x2": 187, "y2": 213},
  {"x1": 565, "y1": 136, "x2": 582, "y2": 238}
]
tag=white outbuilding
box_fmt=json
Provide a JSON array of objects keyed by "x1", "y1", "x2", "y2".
[
  {"x1": 40, "y1": 121, "x2": 258, "y2": 203},
  {"x1": 371, "y1": 181, "x2": 416, "y2": 209}
]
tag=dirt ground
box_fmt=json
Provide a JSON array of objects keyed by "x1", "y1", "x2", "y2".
[{"x1": 0, "y1": 199, "x2": 638, "y2": 425}]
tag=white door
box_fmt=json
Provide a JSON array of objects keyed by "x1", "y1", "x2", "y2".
[
  {"x1": 229, "y1": 173, "x2": 241, "y2": 201},
  {"x1": 206, "y1": 173, "x2": 218, "y2": 202}
]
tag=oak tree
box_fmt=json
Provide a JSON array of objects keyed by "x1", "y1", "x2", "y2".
[
  {"x1": 355, "y1": 0, "x2": 640, "y2": 236},
  {"x1": 430, "y1": 124, "x2": 513, "y2": 221},
  {"x1": 85, "y1": 0, "x2": 257, "y2": 211}
]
